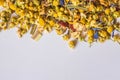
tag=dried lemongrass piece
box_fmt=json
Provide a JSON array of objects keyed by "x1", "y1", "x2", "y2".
[
  {"x1": 30, "y1": 25, "x2": 37, "y2": 35},
  {"x1": 31, "y1": 30, "x2": 42, "y2": 41}
]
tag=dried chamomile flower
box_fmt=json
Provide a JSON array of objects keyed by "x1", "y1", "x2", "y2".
[
  {"x1": 96, "y1": 5, "x2": 103, "y2": 12},
  {"x1": 0, "y1": 0, "x2": 4, "y2": 6},
  {"x1": 92, "y1": 14, "x2": 99, "y2": 20},
  {"x1": 113, "y1": 34, "x2": 120, "y2": 42},
  {"x1": 53, "y1": 0, "x2": 59, "y2": 6},
  {"x1": 17, "y1": 28, "x2": 27, "y2": 38},
  {"x1": 55, "y1": 28, "x2": 66, "y2": 35},
  {"x1": 98, "y1": 36, "x2": 106, "y2": 43},
  {"x1": 8, "y1": 22, "x2": 16, "y2": 29},
  {"x1": 33, "y1": 0, "x2": 40, "y2": 6},
  {"x1": 9, "y1": 2, "x2": 16, "y2": 10},
  {"x1": 113, "y1": 11, "x2": 120, "y2": 18},
  {"x1": 87, "y1": 36, "x2": 94, "y2": 44},
  {"x1": 0, "y1": 22, "x2": 7, "y2": 30},
  {"x1": 62, "y1": 33, "x2": 70, "y2": 41},
  {"x1": 44, "y1": 24, "x2": 53, "y2": 33},
  {"x1": 107, "y1": 26, "x2": 114, "y2": 34},
  {"x1": 107, "y1": 16, "x2": 114, "y2": 23},
  {"x1": 113, "y1": 23, "x2": 120, "y2": 31},
  {"x1": 110, "y1": 6, "x2": 116, "y2": 12},
  {"x1": 39, "y1": 17, "x2": 45, "y2": 27},
  {"x1": 87, "y1": 29, "x2": 94, "y2": 37},
  {"x1": 68, "y1": 40, "x2": 77, "y2": 48},
  {"x1": 90, "y1": 20, "x2": 97, "y2": 27},
  {"x1": 98, "y1": 30, "x2": 108, "y2": 38},
  {"x1": 78, "y1": 35, "x2": 85, "y2": 42},
  {"x1": 71, "y1": 0, "x2": 79, "y2": 6},
  {"x1": 88, "y1": 3, "x2": 96, "y2": 12},
  {"x1": 60, "y1": 7, "x2": 65, "y2": 12},
  {"x1": 99, "y1": 0, "x2": 109, "y2": 7},
  {"x1": 113, "y1": 0, "x2": 119, "y2": 3},
  {"x1": 105, "y1": 8, "x2": 111, "y2": 15}
]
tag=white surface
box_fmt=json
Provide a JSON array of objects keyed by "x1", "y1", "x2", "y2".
[{"x1": 0, "y1": 29, "x2": 120, "y2": 80}]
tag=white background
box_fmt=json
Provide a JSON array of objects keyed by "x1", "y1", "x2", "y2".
[{"x1": 0, "y1": 28, "x2": 120, "y2": 80}]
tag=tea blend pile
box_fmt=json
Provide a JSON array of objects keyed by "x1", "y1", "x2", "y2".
[{"x1": 0, "y1": 0, "x2": 120, "y2": 48}]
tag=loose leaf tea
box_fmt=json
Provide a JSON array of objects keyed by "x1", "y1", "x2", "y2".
[{"x1": 0, "y1": 0, "x2": 120, "y2": 48}]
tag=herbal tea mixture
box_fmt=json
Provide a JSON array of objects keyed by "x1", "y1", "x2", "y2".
[{"x1": 0, "y1": 0, "x2": 120, "y2": 48}]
